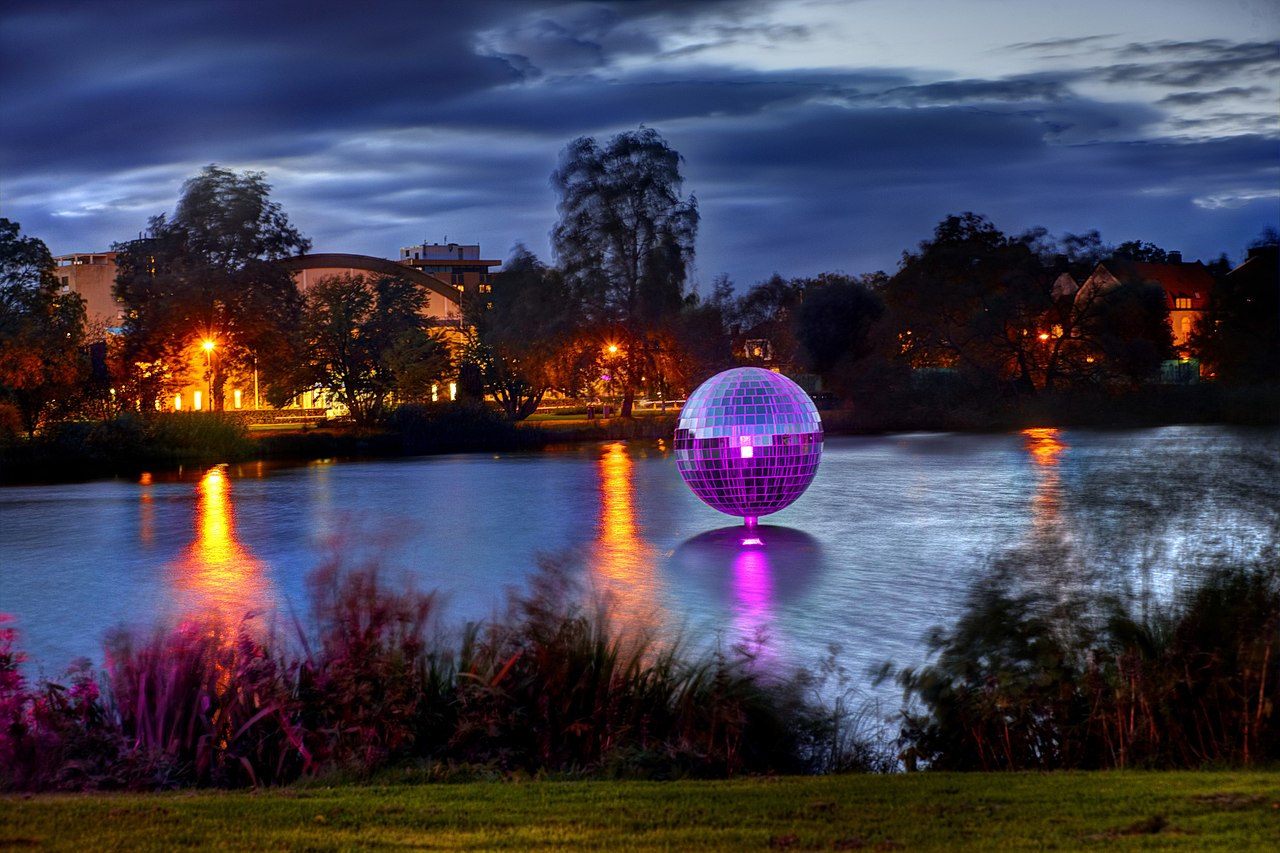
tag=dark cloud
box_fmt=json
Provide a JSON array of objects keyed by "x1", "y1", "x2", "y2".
[{"x1": 1, "y1": 0, "x2": 1275, "y2": 285}]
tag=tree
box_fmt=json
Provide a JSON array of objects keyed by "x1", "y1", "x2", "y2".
[
  {"x1": 298, "y1": 274, "x2": 451, "y2": 426},
  {"x1": 551, "y1": 128, "x2": 698, "y2": 417},
  {"x1": 794, "y1": 273, "x2": 887, "y2": 391},
  {"x1": 113, "y1": 165, "x2": 310, "y2": 411},
  {"x1": 465, "y1": 245, "x2": 576, "y2": 420},
  {"x1": 1190, "y1": 235, "x2": 1279, "y2": 384},
  {"x1": 0, "y1": 219, "x2": 87, "y2": 434},
  {"x1": 883, "y1": 213, "x2": 1051, "y2": 392},
  {"x1": 735, "y1": 274, "x2": 804, "y2": 368}
]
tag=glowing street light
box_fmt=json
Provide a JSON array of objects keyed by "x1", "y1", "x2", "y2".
[{"x1": 202, "y1": 338, "x2": 216, "y2": 411}]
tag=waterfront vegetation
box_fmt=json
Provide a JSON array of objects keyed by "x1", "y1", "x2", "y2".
[
  {"x1": 2, "y1": 546, "x2": 1275, "y2": 794},
  {"x1": 3, "y1": 771, "x2": 1278, "y2": 851}
]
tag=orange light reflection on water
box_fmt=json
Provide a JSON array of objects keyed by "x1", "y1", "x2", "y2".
[
  {"x1": 169, "y1": 465, "x2": 275, "y2": 625},
  {"x1": 592, "y1": 443, "x2": 663, "y2": 645},
  {"x1": 1022, "y1": 428, "x2": 1067, "y2": 540}
]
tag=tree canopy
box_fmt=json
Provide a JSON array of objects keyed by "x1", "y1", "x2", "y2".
[
  {"x1": 0, "y1": 219, "x2": 87, "y2": 434},
  {"x1": 551, "y1": 128, "x2": 698, "y2": 416},
  {"x1": 113, "y1": 165, "x2": 310, "y2": 411}
]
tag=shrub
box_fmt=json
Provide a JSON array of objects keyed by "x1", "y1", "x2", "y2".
[{"x1": 888, "y1": 552, "x2": 1279, "y2": 770}]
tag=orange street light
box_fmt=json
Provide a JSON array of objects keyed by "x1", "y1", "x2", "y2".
[
  {"x1": 202, "y1": 339, "x2": 216, "y2": 411},
  {"x1": 607, "y1": 343, "x2": 618, "y2": 355}
]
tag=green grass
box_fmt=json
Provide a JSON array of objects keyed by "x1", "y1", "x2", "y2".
[{"x1": 3, "y1": 772, "x2": 1277, "y2": 851}]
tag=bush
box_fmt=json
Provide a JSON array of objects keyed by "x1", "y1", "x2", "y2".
[
  {"x1": 0, "y1": 561, "x2": 880, "y2": 791},
  {"x1": 887, "y1": 552, "x2": 1279, "y2": 770}
]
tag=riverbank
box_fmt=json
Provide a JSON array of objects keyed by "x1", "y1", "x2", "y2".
[
  {"x1": 4, "y1": 771, "x2": 1277, "y2": 851},
  {"x1": 1, "y1": 383, "x2": 1276, "y2": 484}
]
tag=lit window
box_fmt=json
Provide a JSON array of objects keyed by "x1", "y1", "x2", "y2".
[
  {"x1": 194, "y1": 391, "x2": 202, "y2": 411},
  {"x1": 174, "y1": 394, "x2": 183, "y2": 411},
  {"x1": 234, "y1": 389, "x2": 243, "y2": 409},
  {"x1": 449, "y1": 382, "x2": 457, "y2": 401}
]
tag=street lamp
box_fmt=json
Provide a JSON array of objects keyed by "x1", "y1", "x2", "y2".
[{"x1": 202, "y1": 339, "x2": 215, "y2": 411}]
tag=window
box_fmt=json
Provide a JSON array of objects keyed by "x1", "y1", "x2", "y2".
[{"x1": 1175, "y1": 297, "x2": 1192, "y2": 309}]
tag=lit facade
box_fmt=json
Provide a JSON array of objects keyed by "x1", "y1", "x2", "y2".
[
  {"x1": 53, "y1": 252, "x2": 124, "y2": 333},
  {"x1": 1076, "y1": 254, "x2": 1215, "y2": 353},
  {"x1": 398, "y1": 242, "x2": 500, "y2": 304}
]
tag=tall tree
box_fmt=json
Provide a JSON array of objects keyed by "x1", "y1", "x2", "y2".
[
  {"x1": 113, "y1": 165, "x2": 310, "y2": 411},
  {"x1": 298, "y1": 273, "x2": 451, "y2": 426},
  {"x1": 551, "y1": 128, "x2": 698, "y2": 417},
  {"x1": 0, "y1": 219, "x2": 87, "y2": 434},
  {"x1": 465, "y1": 245, "x2": 575, "y2": 420}
]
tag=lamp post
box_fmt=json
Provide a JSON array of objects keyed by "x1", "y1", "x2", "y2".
[{"x1": 202, "y1": 339, "x2": 215, "y2": 411}]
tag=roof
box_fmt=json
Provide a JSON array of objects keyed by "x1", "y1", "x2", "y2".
[
  {"x1": 1086, "y1": 259, "x2": 1215, "y2": 310},
  {"x1": 279, "y1": 253, "x2": 460, "y2": 304}
]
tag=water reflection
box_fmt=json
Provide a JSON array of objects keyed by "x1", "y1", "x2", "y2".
[
  {"x1": 592, "y1": 443, "x2": 663, "y2": 640},
  {"x1": 671, "y1": 525, "x2": 822, "y2": 659},
  {"x1": 169, "y1": 465, "x2": 275, "y2": 624},
  {"x1": 1022, "y1": 428, "x2": 1067, "y2": 544}
]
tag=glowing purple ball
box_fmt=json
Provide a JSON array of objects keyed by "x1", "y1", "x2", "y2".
[{"x1": 675, "y1": 367, "x2": 824, "y2": 524}]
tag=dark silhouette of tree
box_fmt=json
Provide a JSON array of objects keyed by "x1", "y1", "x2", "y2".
[
  {"x1": 1191, "y1": 238, "x2": 1279, "y2": 384},
  {"x1": 551, "y1": 128, "x2": 698, "y2": 417},
  {"x1": 0, "y1": 219, "x2": 87, "y2": 434},
  {"x1": 113, "y1": 165, "x2": 310, "y2": 411},
  {"x1": 883, "y1": 213, "x2": 1050, "y2": 393},
  {"x1": 735, "y1": 273, "x2": 804, "y2": 368},
  {"x1": 794, "y1": 273, "x2": 886, "y2": 390},
  {"x1": 464, "y1": 245, "x2": 575, "y2": 420},
  {"x1": 1112, "y1": 240, "x2": 1171, "y2": 263},
  {"x1": 298, "y1": 273, "x2": 451, "y2": 426}
]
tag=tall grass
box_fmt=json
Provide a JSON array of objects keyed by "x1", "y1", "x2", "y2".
[
  {"x1": 0, "y1": 561, "x2": 877, "y2": 791},
  {"x1": 885, "y1": 552, "x2": 1279, "y2": 771}
]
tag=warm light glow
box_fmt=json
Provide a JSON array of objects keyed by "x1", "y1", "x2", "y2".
[
  {"x1": 171, "y1": 466, "x2": 274, "y2": 624},
  {"x1": 607, "y1": 343, "x2": 618, "y2": 355},
  {"x1": 194, "y1": 390, "x2": 202, "y2": 411},
  {"x1": 431, "y1": 383, "x2": 438, "y2": 402},
  {"x1": 1038, "y1": 332, "x2": 1050, "y2": 342},
  {"x1": 449, "y1": 382, "x2": 457, "y2": 401},
  {"x1": 593, "y1": 442, "x2": 662, "y2": 647},
  {"x1": 1023, "y1": 428, "x2": 1066, "y2": 541},
  {"x1": 202, "y1": 339, "x2": 215, "y2": 352},
  {"x1": 233, "y1": 389, "x2": 242, "y2": 409},
  {"x1": 174, "y1": 394, "x2": 183, "y2": 411}
]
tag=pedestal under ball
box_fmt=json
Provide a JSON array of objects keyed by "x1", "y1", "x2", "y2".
[{"x1": 674, "y1": 367, "x2": 824, "y2": 526}]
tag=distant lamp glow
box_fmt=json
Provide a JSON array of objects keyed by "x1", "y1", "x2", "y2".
[
  {"x1": 675, "y1": 367, "x2": 823, "y2": 526},
  {"x1": 607, "y1": 344, "x2": 618, "y2": 355},
  {"x1": 202, "y1": 339, "x2": 215, "y2": 352}
]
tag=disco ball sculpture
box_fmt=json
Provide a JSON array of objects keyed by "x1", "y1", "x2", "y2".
[{"x1": 675, "y1": 367, "x2": 823, "y2": 525}]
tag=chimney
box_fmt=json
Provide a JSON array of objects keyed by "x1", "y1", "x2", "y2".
[{"x1": 1168, "y1": 251, "x2": 1182, "y2": 264}]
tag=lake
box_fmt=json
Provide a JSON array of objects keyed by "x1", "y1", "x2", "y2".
[{"x1": 2, "y1": 425, "x2": 1276, "y2": 712}]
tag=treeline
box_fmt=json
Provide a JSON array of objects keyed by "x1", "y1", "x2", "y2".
[{"x1": 2, "y1": 130, "x2": 1278, "y2": 440}]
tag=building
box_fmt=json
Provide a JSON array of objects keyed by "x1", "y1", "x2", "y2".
[
  {"x1": 280, "y1": 252, "x2": 464, "y2": 326},
  {"x1": 398, "y1": 242, "x2": 500, "y2": 300},
  {"x1": 53, "y1": 252, "x2": 124, "y2": 332},
  {"x1": 1075, "y1": 253, "x2": 1215, "y2": 353}
]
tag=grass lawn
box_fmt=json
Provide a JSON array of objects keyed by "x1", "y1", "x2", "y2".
[{"x1": 3, "y1": 771, "x2": 1277, "y2": 851}]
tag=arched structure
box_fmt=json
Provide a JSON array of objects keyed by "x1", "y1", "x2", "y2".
[{"x1": 280, "y1": 253, "x2": 463, "y2": 324}]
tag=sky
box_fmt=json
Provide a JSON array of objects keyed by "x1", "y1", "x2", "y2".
[{"x1": 3, "y1": 0, "x2": 1277, "y2": 291}]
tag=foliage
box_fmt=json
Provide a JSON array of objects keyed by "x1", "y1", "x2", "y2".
[
  {"x1": 0, "y1": 219, "x2": 89, "y2": 435},
  {"x1": 112, "y1": 165, "x2": 309, "y2": 412},
  {"x1": 793, "y1": 273, "x2": 886, "y2": 389},
  {"x1": 296, "y1": 273, "x2": 451, "y2": 426},
  {"x1": 1191, "y1": 244, "x2": 1279, "y2": 384},
  {"x1": 551, "y1": 128, "x2": 699, "y2": 416},
  {"x1": 0, "y1": 558, "x2": 881, "y2": 792},
  {"x1": 464, "y1": 246, "x2": 576, "y2": 420},
  {"x1": 887, "y1": 553, "x2": 1279, "y2": 771}
]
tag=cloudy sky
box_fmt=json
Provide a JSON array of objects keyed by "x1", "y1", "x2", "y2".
[{"x1": 3, "y1": 0, "x2": 1277, "y2": 290}]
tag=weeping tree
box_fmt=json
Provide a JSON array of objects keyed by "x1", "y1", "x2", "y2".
[
  {"x1": 113, "y1": 165, "x2": 310, "y2": 411},
  {"x1": 551, "y1": 128, "x2": 698, "y2": 417}
]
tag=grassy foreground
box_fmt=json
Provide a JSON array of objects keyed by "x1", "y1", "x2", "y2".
[{"x1": 3, "y1": 772, "x2": 1277, "y2": 851}]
